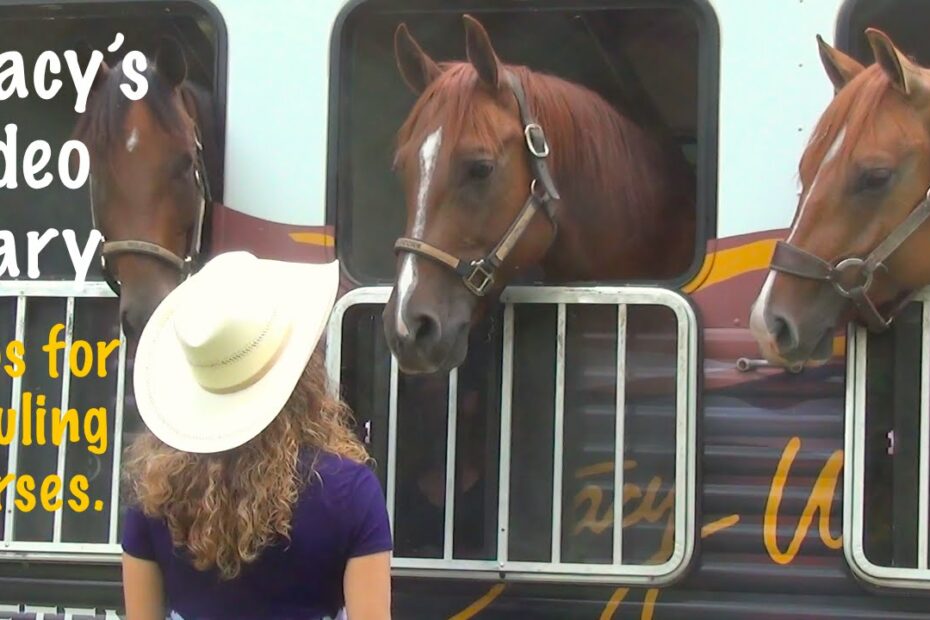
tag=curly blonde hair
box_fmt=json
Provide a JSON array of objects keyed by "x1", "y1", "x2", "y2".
[{"x1": 123, "y1": 351, "x2": 369, "y2": 580}]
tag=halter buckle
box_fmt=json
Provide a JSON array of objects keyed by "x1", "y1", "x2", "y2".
[
  {"x1": 525, "y1": 124, "x2": 550, "y2": 158},
  {"x1": 830, "y1": 257, "x2": 874, "y2": 298},
  {"x1": 464, "y1": 260, "x2": 495, "y2": 296}
]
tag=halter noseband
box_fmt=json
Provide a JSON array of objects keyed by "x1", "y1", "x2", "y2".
[
  {"x1": 393, "y1": 70, "x2": 561, "y2": 297},
  {"x1": 91, "y1": 125, "x2": 211, "y2": 295},
  {"x1": 770, "y1": 186, "x2": 930, "y2": 332}
]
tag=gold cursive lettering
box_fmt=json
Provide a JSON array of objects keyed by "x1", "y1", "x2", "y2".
[
  {"x1": 764, "y1": 436, "x2": 843, "y2": 564},
  {"x1": 572, "y1": 460, "x2": 675, "y2": 563},
  {"x1": 599, "y1": 587, "x2": 660, "y2": 620}
]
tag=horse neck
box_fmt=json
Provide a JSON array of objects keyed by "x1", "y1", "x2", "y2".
[{"x1": 519, "y1": 69, "x2": 693, "y2": 280}]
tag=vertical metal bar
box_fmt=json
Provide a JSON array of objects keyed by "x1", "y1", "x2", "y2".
[
  {"x1": 108, "y1": 332, "x2": 127, "y2": 544},
  {"x1": 443, "y1": 368, "x2": 458, "y2": 560},
  {"x1": 919, "y1": 302, "x2": 930, "y2": 569},
  {"x1": 850, "y1": 325, "x2": 870, "y2": 556},
  {"x1": 53, "y1": 297, "x2": 75, "y2": 543},
  {"x1": 551, "y1": 303, "x2": 566, "y2": 563},
  {"x1": 386, "y1": 355, "x2": 399, "y2": 534},
  {"x1": 613, "y1": 304, "x2": 628, "y2": 564},
  {"x1": 497, "y1": 304, "x2": 515, "y2": 568},
  {"x1": 4, "y1": 297, "x2": 26, "y2": 542}
]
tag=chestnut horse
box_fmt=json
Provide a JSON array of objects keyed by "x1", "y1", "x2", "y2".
[
  {"x1": 74, "y1": 38, "x2": 220, "y2": 342},
  {"x1": 751, "y1": 29, "x2": 930, "y2": 368},
  {"x1": 383, "y1": 15, "x2": 695, "y2": 374}
]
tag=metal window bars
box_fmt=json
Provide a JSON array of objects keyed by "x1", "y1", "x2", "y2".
[
  {"x1": 0, "y1": 604, "x2": 121, "y2": 619},
  {"x1": 845, "y1": 289, "x2": 930, "y2": 589},
  {"x1": 325, "y1": 285, "x2": 698, "y2": 585},
  {"x1": 0, "y1": 280, "x2": 126, "y2": 562}
]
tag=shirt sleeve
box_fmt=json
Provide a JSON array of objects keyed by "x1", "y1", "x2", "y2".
[
  {"x1": 121, "y1": 504, "x2": 156, "y2": 561},
  {"x1": 347, "y1": 465, "x2": 393, "y2": 558}
]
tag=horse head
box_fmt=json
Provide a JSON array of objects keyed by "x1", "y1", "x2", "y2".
[
  {"x1": 383, "y1": 15, "x2": 559, "y2": 375},
  {"x1": 75, "y1": 38, "x2": 213, "y2": 343},
  {"x1": 751, "y1": 29, "x2": 930, "y2": 367}
]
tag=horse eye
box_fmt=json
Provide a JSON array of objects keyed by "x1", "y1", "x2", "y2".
[
  {"x1": 466, "y1": 159, "x2": 495, "y2": 181},
  {"x1": 855, "y1": 167, "x2": 894, "y2": 193}
]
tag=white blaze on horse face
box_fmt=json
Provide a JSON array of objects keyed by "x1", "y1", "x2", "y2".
[
  {"x1": 396, "y1": 126, "x2": 443, "y2": 339},
  {"x1": 126, "y1": 127, "x2": 139, "y2": 153},
  {"x1": 752, "y1": 125, "x2": 847, "y2": 330},
  {"x1": 787, "y1": 125, "x2": 846, "y2": 244}
]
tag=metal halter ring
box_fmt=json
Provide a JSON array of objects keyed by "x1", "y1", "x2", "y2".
[
  {"x1": 829, "y1": 257, "x2": 873, "y2": 298},
  {"x1": 464, "y1": 260, "x2": 495, "y2": 296},
  {"x1": 524, "y1": 124, "x2": 550, "y2": 158}
]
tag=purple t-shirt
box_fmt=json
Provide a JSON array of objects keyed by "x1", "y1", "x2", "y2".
[{"x1": 122, "y1": 452, "x2": 393, "y2": 620}]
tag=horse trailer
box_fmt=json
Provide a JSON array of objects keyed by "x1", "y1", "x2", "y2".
[{"x1": 1, "y1": 0, "x2": 930, "y2": 618}]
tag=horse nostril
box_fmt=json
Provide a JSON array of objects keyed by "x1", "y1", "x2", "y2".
[
  {"x1": 409, "y1": 310, "x2": 441, "y2": 347},
  {"x1": 771, "y1": 314, "x2": 799, "y2": 353}
]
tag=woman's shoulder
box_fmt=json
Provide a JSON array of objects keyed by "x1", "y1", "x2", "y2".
[
  {"x1": 121, "y1": 503, "x2": 164, "y2": 561},
  {"x1": 300, "y1": 450, "x2": 380, "y2": 495}
]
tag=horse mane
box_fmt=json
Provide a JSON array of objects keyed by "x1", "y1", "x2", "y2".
[
  {"x1": 394, "y1": 62, "x2": 688, "y2": 235},
  {"x1": 73, "y1": 62, "x2": 186, "y2": 161},
  {"x1": 799, "y1": 65, "x2": 905, "y2": 181}
]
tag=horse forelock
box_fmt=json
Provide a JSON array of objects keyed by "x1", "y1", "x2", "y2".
[
  {"x1": 394, "y1": 63, "x2": 506, "y2": 169},
  {"x1": 799, "y1": 65, "x2": 914, "y2": 190},
  {"x1": 74, "y1": 62, "x2": 189, "y2": 164}
]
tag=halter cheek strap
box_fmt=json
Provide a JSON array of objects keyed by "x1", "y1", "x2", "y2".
[
  {"x1": 393, "y1": 70, "x2": 561, "y2": 297},
  {"x1": 770, "y1": 187, "x2": 930, "y2": 332}
]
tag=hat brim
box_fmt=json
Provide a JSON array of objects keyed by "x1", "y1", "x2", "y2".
[{"x1": 133, "y1": 259, "x2": 340, "y2": 454}]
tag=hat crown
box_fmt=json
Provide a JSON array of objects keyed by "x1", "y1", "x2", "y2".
[{"x1": 171, "y1": 252, "x2": 289, "y2": 392}]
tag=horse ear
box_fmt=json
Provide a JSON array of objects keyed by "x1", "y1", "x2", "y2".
[
  {"x1": 155, "y1": 37, "x2": 187, "y2": 89},
  {"x1": 866, "y1": 28, "x2": 930, "y2": 101},
  {"x1": 91, "y1": 60, "x2": 110, "y2": 93},
  {"x1": 394, "y1": 24, "x2": 441, "y2": 95},
  {"x1": 816, "y1": 35, "x2": 863, "y2": 92},
  {"x1": 464, "y1": 14, "x2": 503, "y2": 90}
]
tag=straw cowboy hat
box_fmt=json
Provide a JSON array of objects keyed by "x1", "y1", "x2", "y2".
[{"x1": 133, "y1": 251, "x2": 340, "y2": 453}]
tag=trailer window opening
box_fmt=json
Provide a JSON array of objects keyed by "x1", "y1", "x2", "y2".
[
  {"x1": 0, "y1": 0, "x2": 226, "y2": 570},
  {"x1": 329, "y1": 0, "x2": 719, "y2": 288},
  {"x1": 327, "y1": 0, "x2": 714, "y2": 586},
  {"x1": 837, "y1": 0, "x2": 930, "y2": 591}
]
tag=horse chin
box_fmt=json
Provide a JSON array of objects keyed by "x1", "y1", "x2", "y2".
[
  {"x1": 396, "y1": 332, "x2": 469, "y2": 376},
  {"x1": 757, "y1": 326, "x2": 834, "y2": 371},
  {"x1": 806, "y1": 330, "x2": 836, "y2": 366}
]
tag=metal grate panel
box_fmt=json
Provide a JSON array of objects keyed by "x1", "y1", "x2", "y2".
[
  {"x1": 846, "y1": 289, "x2": 930, "y2": 589},
  {"x1": 0, "y1": 281, "x2": 127, "y2": 562},
  {"x1": 326, "y1": 285, "x2": 698, "y2": 585}
]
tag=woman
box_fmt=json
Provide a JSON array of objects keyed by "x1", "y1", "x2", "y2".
[{"x1": 120, "y1": 251, "x2": 392, "y2": 620}]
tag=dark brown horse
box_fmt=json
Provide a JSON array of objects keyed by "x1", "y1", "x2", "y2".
[
  {"x1": 383, "y1": 15, "x2": 695, "y2": 375},
  {"x1": 74, "y1": 38, "x2": 220, "y2": 342},
  {"x1": 751, "y1": 29, "x2": 930, "y2": 368}
]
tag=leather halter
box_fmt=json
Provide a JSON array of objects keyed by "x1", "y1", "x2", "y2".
[
  {"x1": 90, "y1": 125, "x2": 211, "y2": 295},
  {"x1": 770, "y1": 187, "x2": 930, "y2": 332},
  {"x1": 393, "y1": 71, "x2": 561, "y2": 297}
]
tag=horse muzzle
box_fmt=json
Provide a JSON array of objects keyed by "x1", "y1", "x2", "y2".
[{"x1": 382, "y1": 296, "x2": 471, "y2": 375}]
